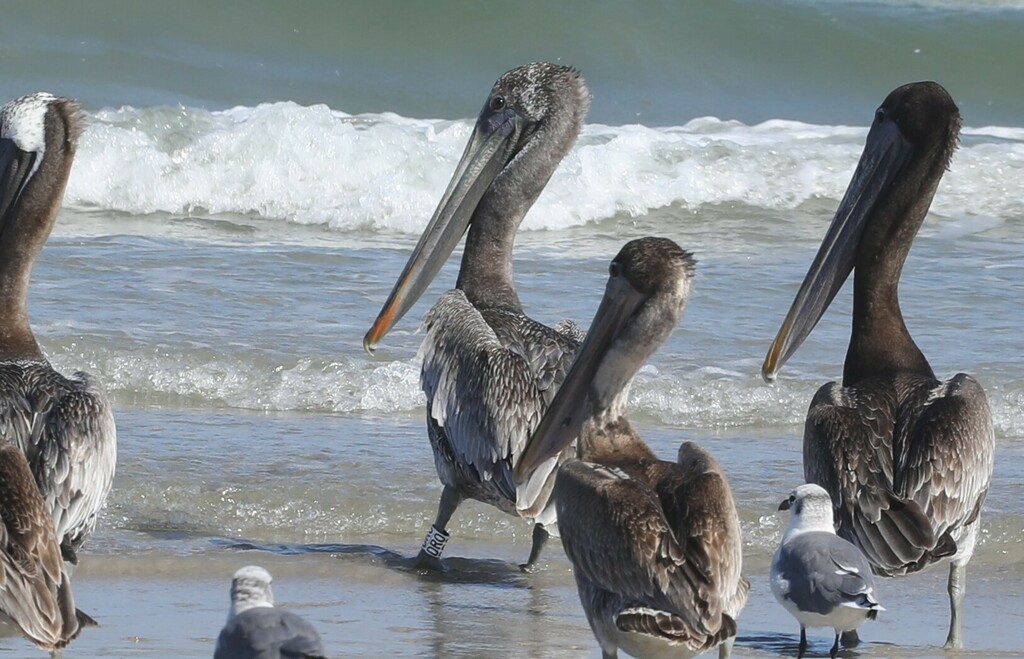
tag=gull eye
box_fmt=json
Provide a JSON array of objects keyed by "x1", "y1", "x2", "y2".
[
  {"x1": 874, "y1": 108, "x2": 886, "y2": 124},
  {"x1": 609, "y1": 261, "x2": 622, "y2": 277},
  {"x1": 489, "y1": 96, "x2": 506, "y2": 112}
]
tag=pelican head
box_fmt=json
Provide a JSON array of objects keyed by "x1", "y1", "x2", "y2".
[
  {"x1": 516, "y1": 237, "x2": 695, "y2": 477},
  {"x1": 363, "y1": 63, "x2": 589, "y2": 352},
  {"x1": 762, "y1": 82, "x2": 960, "y2": 382},
  {"x1": 0, "y1": 93, "x2": 83, "y2": 238}
]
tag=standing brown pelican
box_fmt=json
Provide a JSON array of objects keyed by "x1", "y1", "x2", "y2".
[
  {"x1": 363, "y1": 64, "x2": 588, "y2": 570},
  {"x1": 517, "y1": 238, "x2": 749, "y2": 659},
  {"x1": 0, "y1": 443, "x2": 96, "y2": 651},
  {"x1": 762, "y1": 82, "x2": 994, "y2": 649},
  {"x1": 0, "y1": 93, "x2": 117, "y2": 564}
]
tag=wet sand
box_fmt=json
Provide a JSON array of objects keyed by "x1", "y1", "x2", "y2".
[
  {"x1": 17, "y1": 486, "x2": 1024, "y2": 659},
  {"x1": 20, "y1": 540, "x2": 1021, "y2": 658}
]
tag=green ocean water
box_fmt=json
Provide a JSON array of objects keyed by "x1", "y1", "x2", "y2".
[{"x1": 2, "y1": 0, "x2": 1022, "y2": 125}]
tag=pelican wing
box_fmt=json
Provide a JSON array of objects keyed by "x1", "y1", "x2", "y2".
[
  {"x1": 655, "y1": 448, "x2": 749, "y2": 620},
  {"x1": 0, "y1": 363, "x2": 116, "y2": 563},
  {"x1": 804, "y1": 377, "x2": 962, "y2": 575},
  {"x1": 555, "y1": 460, "x2": 731, "y2": 639},
  {"x1": 419, "y1": 290, "x2": 578, "y2": 507},
  {"x1": 0, "y1": 444, "x2": 84, "y2": 651},
  {"x1": 43, "y1": 371, "x2": 117, "y2": 561},
  {"x1": 895, "y1": 373, "x2": 995, "y2": 541}
]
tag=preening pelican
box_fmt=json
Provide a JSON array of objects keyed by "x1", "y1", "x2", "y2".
[
  {"x1": 363, "y1": 63, "x2": 589, "y2": 570},
  {"x1": 518, "y1": 238, "x2": 749, "y2": 659},
  {"x1": 0, "y1": 93, "x2": 117, "y2": 565},
  {"x1": 763, "y1": 81, "x2": 994, "y2": 649}
]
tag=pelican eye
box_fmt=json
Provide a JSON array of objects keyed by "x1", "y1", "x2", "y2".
[
  {"x1": 490, "y1": 96, "x2": 506, "y2": 112},
  {"x1": 874, "y1": 108, "x2": 886, "y2": 124}
]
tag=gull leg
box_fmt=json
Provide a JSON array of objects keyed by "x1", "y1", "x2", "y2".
[
  {"x1": 829, "y1": 633, "x2": 840, "y2": 659},
  {"x1": 519, "y1": 523, "x2": 550, "y2": 572},
  {"x1": 798, "y1": 627, "x2": 807, "y2": 659},
  {"x1": 415, "y1": 485, "x2": 463, "y2": 571},
  {"x1": 944, "y1": 562, "x2": 966, "y2": 649}
]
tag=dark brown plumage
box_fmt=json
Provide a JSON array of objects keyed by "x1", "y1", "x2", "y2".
[{"x1": 763, "y1": 82, "x2": 994, "y2": 649}]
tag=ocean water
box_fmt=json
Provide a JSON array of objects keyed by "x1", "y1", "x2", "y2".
[{"x1": 1, "y1": 1, "x2": 1022, "y2": 656}]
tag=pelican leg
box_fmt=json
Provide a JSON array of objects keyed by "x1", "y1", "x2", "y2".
[
  {"x1": 797, "y1": 627, "x2": 807, "y2": 659},
  {"x1": 415, "y1": 485, "x2": 464, "y2": 570},
  {"x1": 519, "y1": 523, "x2": 549, "y2": 572},
  {"x1": 829, "y1": 633, "x2": 840, "y2": 659},
  {"x1": 718, "y1": 635, "x2": 736, "y2": 659},
  {"x1": 839, "y1": 629, "x2": 859, "y2": 647},
  {"x1": 944, "y1": 561, "x2": 966, "y2": 649}
]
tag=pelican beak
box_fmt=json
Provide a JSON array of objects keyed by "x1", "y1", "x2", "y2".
[
  {"x1": 363, "y1": 107, "x2": 523, "y2": 354},
  {"x1": 515, "y1": 275, "x2": 645, "y2": 478},
  {"x1": 0, "y1": 138, "x2": 37, "y2": 226},
  {"x1": 762, "y1": 118, "x2": 913, "y2": 382}
]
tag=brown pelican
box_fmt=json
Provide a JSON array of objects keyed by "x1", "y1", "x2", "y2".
[
  {"x1": 517, "y1": 238, "x2": 749, "y2": 659},
  {"x1": 215, "y1": 566, "x2": 326, "y2": 659},
  {"x1": 0, "y1": 93, "x2": 117, "y2": 564},
  {"x1": 762, "y1": 82, "x2": 994, "y2": 649},
  {"x1": 0, "y1": 443, "x2": 96, "y2": 651},
  {"x1": 363, "y1": 64, "x2": 588, "y2": 570}
]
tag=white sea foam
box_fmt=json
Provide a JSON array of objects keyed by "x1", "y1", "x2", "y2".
[
  {"x1": 48, "y1": 347, "x2": 1024, "y2": 438},
  {"x1": 66, "y1": 103, "x2": 1024, "y2": 235}
]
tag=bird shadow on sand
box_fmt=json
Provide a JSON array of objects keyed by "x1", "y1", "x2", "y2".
[{"x1": 212, "y1": 538, "x2": 529, "y2": 587}]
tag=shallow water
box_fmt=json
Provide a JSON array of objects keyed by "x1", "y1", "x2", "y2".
[
  {"x1": 1, "y1": 1, "x2": 1023, "y2": 656},
  {"x1": 53, "y1": 412, "x2": 1024, "y2": 657}
]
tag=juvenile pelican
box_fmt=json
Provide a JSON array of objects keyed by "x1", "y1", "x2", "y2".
[
  {"x1": 771, "y1": 484, "x2": 883, "y2": 659},
  {"x1": 517, "y1": 238, "x2": 749, "y2": 659},
  {"x1": 0, "y1": 93, "x2": 117, "y2": 565},
  {"x1": 214, "y1": 566, "x2": 326, "y2": 659},
  {"x1": 762, "y1": 82, "x2": 994, "y2": 649},
  {"x1": 363, "y1": 64, "x2": 588, "y2": 570},
  {"x1": 0, "y1": 443, "x2": 96, "y2": 652}
]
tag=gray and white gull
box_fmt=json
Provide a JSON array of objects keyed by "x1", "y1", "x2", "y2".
[
  {"x1": 771, "y1": 484, "x2": 883, "y2": 659},
  {"x1": 517, "y1": 238, "x2": 749, "y2": 659},
  {"x1": 0, "y1": 93, "x2": 117, "y2": 565},
  {"x1": 364, "y1": 63, "x2": 588, "y2": 570},
  {"x1": 214, "y1": 566, "x2": 326, "y2": 659}
]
